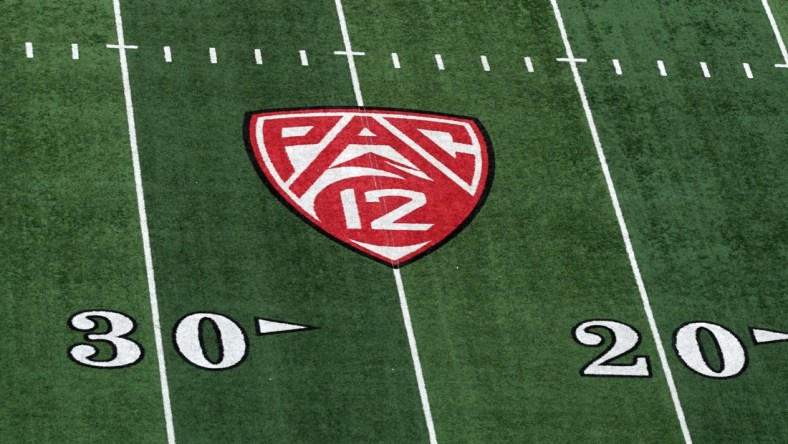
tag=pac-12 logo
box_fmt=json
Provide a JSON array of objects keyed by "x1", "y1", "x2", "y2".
[{"x1": 243, "y1": 107, "x2": 494, "y2": 267}]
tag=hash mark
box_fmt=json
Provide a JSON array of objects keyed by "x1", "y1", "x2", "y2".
[
  {"x1": 700, "y1": 61, "x2": 711, "y2": 78},
  {"x1": 300, "y1": 50, "x2": 309, "y2": 66},
  {"x1": 435, "y1": 54, "x2": 444, "y2": 70},
  {"x1": 71, "y1": 43, "x2": 79, "y2": 60},
  {"x1": 657, "y1": 60, "x2": 667, "y2": 76},
  {"x1": 254, "y1": 48, "x2": 263, "y2": 65},
  {"x1": 25, "y1": 42, "x2": 34, "y2": 59},
  {"x1": 524, "y1": 56, "x2": 534, "y2": 73},
  {"x1": 391, "y1": 52, "x2": 401, "y2": 69},
  {"x1": 481, "y1": 55, "x2": 490, "y2": 72},
  {"x1": 209, "y1": 47, "x2": 217, "y2": 64},
  {"x1": 163, "y1": 46, "x2": 172, "y2": 63},
  {"x1": 743, "y1": 62, "x2": 754, "y2": 79},
  {"x1": 612, "y1": 59, "x2": 622, "y2": 75}
]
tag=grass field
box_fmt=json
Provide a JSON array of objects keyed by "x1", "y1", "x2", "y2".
[{"x1": 1, "y1": 1, "x2": 787, "y2": 442}]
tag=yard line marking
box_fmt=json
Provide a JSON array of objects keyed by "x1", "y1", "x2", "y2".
[
  {"x1": 209, "y1": 47, "x2": 217, "y2": 64},
  {"x1": 549, "y1": 1, "x2": 692, "y2": 443},
  {"x1": 612, "y1": 59, "x2": 622, "y2": 75},
  {"x1": 481, "y1": 55, "x2": 490, "y2": 72},
  {"x1": 761, "y1": 0, "x2": 788, "y2": 68},
  {"x1": 334, "y1": 1, "x2": 437, "y2": 442},
  {"x1": 254, "y1": 48, "x2": 263, "y2": 65},
  {"x1": 743, "y1": 62, "x2": 754, "y2": 79},
  {"x1": 557, "y1": 56, "x2": 587, "y2": 63},
  {"x1": 392, "y1": 52, "x2": 401, "y2": 69},
  {"x1": 657, "y1": 60, "x2": 668, "y2": 76},
  {"x1": 163, "y1": 46, "x2": 172, "y2": 63},
  {"x1": 71, "y1": 43, "x2": 79, "y2": 60},
  {"x1": 299, "y1": 49, "x2": 309, "y2": 66},
  {"x1": 25, "y1": 42, "x2": 34, "y2": 58},
  {"x1": 109, "y1": 1, "x2": 176, "y2": 443},
  {"x1": 700, "y1": 62, "x2": 711, "y2": 78},
  {"x1": 435, "y1": 53, "x2": 445, "y2": 70},
  {"x1": 524, "y1": 56, "x2": 534, "y2": 73}
]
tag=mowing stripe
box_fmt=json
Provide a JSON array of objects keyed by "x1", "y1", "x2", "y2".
[
  {"x1": 254, "y1": 48, "x2": 263, "y2": 65},
  {"x1": 761, "y1": 0, "x2": 788, "y2": 67},
  {"x1": 524, "y1": 56, "x2": 534, "y2": 73},
  {"x1": 108, "y1": 1, "x2": 176, "y2": 442},
  {"x1": 392, "y1": 52, "x2": 401, "y2": 69},
  {"x1": 299, "y1": 49, "x2": 309, "y2": 66},
  {"x1": 549, "y1": 1, "x2": 692, "y2": 443},
  {"x1": 435, "y1": 53, "x2": 445, "y2": 70},
  {"x1": 481, "y1": 55, "x2": 490, "y2": 72},
  {"x1": 334, "y1": 1, "x2": 437, "y2": 443},
  {"x1": 657, "y1": 60, "x2": 667, "y2": 76},
  {"x1": 743, "y1": 62, "x2": 754, "y2": 79},
  {"x1": 209, "y1": 47, "x2": 217, "y2": 64},
  {"x1": 25, "y1": 42, "x2": 33, "y2": 58},
  {"x1": 163, "y1": 46, "x2": 172, "y2": 63},
  {"x1": 612, "y1": 59, "x2": 622, "y2": 75},
  {"x1": 700, "y1": 62, "x2": 711, "y2": 78},
  {"x1": 71, "y1": 43, "x2": 80, "y2": 60}
]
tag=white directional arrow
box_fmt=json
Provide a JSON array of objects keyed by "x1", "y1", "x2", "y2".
[
  {"x1": 255, "y1": 317, "x2": 317, "y2": 336},
  {"x1": 750, "y1": 327, "x2": 788, "y2": 344}
]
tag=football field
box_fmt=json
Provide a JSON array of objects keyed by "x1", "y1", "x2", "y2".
[{"x1": 2, "y1": 0, "x2": 788, "y2": 442}]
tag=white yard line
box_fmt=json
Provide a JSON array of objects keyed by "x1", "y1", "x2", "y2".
[
  {"x1": 333, "y1": 1, "x2": 437, "y2": 443},
  {"x1": 392, "y1": 52, "x2": 401, "y2": 69},
  {"x1": 299, "y1": 49, "x2": 309, "y2": 66},
  {"x1": 524, "y1": 56, "x2": 534, "y2": 73},
  {"x1": 481, "y1": 55, "x2": 490, "y2": 72},
  {"x1": 435, "y1": 53, "x2": 445, "y2": 71},
  {"x1": 700, "y1": 62, "x2": 711, "y2": 78},
  {"x1": 71, "y1": 43, "x2": 79, "y2": 60},
  {"x1": 108, "y1": 1, "x2": 176, "y2": 443},
  {"x1": 25, "y1": 42, "x2": 34, "y2": 59},
  {"x1": 761, "y1": 0, "x2": 788, "y2": 67},
  {"x1": 612, "y1": 59, "x2": 622, "y2": 75},
  {"x1": 657, "y1": 60, "x2": 667, "y2": 77},
  {"x1": 549, "y1": 1, "x2": 692, "y2": 443},
  {"x1": 743, "y1": 62, "x2": 754, "y2": 79}
]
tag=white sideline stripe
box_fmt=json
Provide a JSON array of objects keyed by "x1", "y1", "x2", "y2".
[
  {"x1": 392, "y1": 52, "x2": 401, "y2": 69},
  {"x1": 163, "y1": 46, "x2": 172, "y2": 63},
  {"x1": 481, "y1": 55, "x2": 490, "y2": 72},
  {"x1": 334, "y1": 1, "x2": 437, "y2": 443},
  {"x1": 435, "y1": 53, "x2": 445, "y2": 70},
  {"x1": 299, "y1": 49, "x2": 309, "y2": 66},
  {"x1": 761, "y1": 0, "x2": 788, "y2": 67},
  {"x1": 700, "y1": 61, "x2": 711, "y2": 78},
  {"x1": 549, "y1": 1, "x2": 692, "y2": 443},
  {"x1": 743, "y1": 62, "x2": 754, "y2": 79},
  {"x1": 109, "y1": 1, "x2": 176, "y2": 443},
  {"x1": 612, "y1": 59, "x2": 622, "y2": 75},
  {"x1": 209, "y1": 47, "x2": 217, "y2": 64},
  {"x1": 657, "y1": 60, "x2": 667, "y2": 76},
  {"x1": 524, "y1": 56, "x2": 534, "y2": 73},
  {"x1": 254, "y1": 48, "x2": 263, "y2": 65},
  {"x1": 25, "y1": 42, "x2": 33, "y2": 58},
  {"x1": 71, "y1": 43, "x2": 79, "y2": 60}
]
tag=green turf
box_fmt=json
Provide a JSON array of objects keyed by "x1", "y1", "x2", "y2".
[
  {"x1": 1, "y1": 1, "x2": 787, "y2": 442},
  {"x1": 0, "y1": 1, "x2": 166, "y2": 442}
]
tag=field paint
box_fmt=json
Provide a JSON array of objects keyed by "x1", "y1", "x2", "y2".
[
  {"x1": 209, "y1": 47, "x2": 217, "y2": 64},
  {"x1": 254, "y1": 48, "x2": 263, "y2": 65},
  {"x1": 481, "y1": 55, "x2": 490, "y2": 72},
  {"x1": 700, "y1": 62, "x2": 711, "y2": 78},
  {"x1": 392, "y1": 52, "x2": 401, "y2": 69},
  {"x1": 524, "y1": 56, "x2": 534, "y2": 72},
  {"x1": 657, "y1": 60, "x2": 667, "y2": 76},
  {"x1": 761, "y1": 0, "x2": 788, "y2": 67},
  {"x1": 108, "y1": 1, "x2": 176, "y2": 443},
  {"x1": 71, "y1": 43, "x2": 79, "y2": 60},
  {"x1": 334, "y1": 1, "x2": 437, "y2": 443},
  {"x1": 435, "y1": 53, "x2": 445, "y2": 70},
  {"x1": 299, "y1": 49, "x2": 309, "y2": 66},
  {"x1": 163, "y1": 46, "x2": 172, "y2": 63},
  {"x1": 743, "y1": 62, "x2": 754, "y2": 79},
  {"x1": 557, "y1": 56, "x2": 587, "y2": 63},
  {"x1": 25, "y1": 42, "x2": 33, "y2": 58},
  {"x1": 612, "y1": 59, "x2": 622, "y2": 75},
  {"x1": 549, "y1": 1, "x2": 692, "y2": 443}
]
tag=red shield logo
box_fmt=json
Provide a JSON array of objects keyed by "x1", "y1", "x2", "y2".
[{"x1": 244, "y1": 107, "x2": 493, "y2": 267}]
